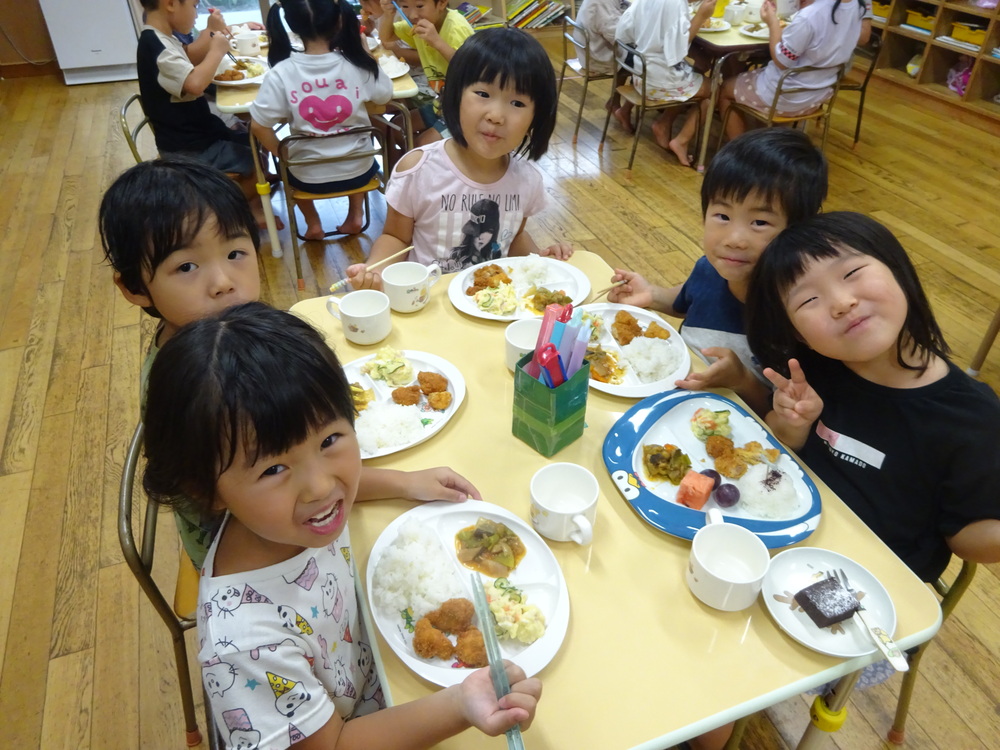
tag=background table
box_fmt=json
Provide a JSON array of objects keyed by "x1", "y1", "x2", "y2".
[{"x1": 290, "y1": 251, "x2": 941, "y2": 749}]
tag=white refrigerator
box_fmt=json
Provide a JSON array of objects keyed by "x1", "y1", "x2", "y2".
[{"x1": 38, "y1": 0, "x2": 140, "y2": 84}]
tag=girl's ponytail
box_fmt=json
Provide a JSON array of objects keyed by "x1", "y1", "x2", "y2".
[{"x1": 266, "y1": 2, "x2": 291, "y2": 68}]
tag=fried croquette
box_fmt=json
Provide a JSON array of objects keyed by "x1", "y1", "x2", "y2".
[
  {"x1": 705, "y1": 435, "x2": 735, "y2": 459},
  {"x1": 455, "y1": 628, "x2": 488, "y2": 668},
  {"x1": 428, "y1": 391, "x2": 453, "y2": 411},
  {"x1": 611, "y1": 310, "x2": 643, "y2": 346},
  {"x1": 465, "y1": 264, "x2": 511, "y2": 295},
  {"x1": 644, "y1": 321, "x2": 671, "y2": 340},
  {"x1": 417, "y1": 371, "x2": 449, "y2": 395},
  {"x1": 714, "y1": 452, "x2": 749, "y2": 479},
  {"x1": 391, "y1": 385, "x2": 422, "y2": 406},
  {"x1": 426, "y1": 598, "x2": 475, "y2": 634},
  {"x1": 413, "y1": 617, "x2": 454, "y2": 660}
]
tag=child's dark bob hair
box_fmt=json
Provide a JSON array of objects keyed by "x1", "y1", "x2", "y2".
[
  {"x1": 266, "y1": 0, "x2": 377, "y2": 77},
  {"x1": 701, "y1": 129, "x2": 827, "y2": 226},
  {"x1": 746, "y1": 211, "x2": 950, "y2": 377},
  {"x1": 442, "y1": 28, "x2": 556, "y2": 161},
  {"x1": 142, "y1": 302, "x2": 355, "y2": 514},
  {"x1": 100, "y1": 156, "x2": 259, "y2": 317}
]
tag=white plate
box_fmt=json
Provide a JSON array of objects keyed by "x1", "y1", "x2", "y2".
[
  {"x1": 345, "y1": 350, "x2": 466, "y2": 459},
  {"x1": 378, "y1": 56, "x2": 410, "y2": 79},
  {"x1": 448, "y1": 257, "x2": 592, "y2": 322},
  {"x1": 213, "y1": 56, "x2": 269, "y2": 86},
  {"x1": 577, "y1": 303, "x2": 692, "y2": 398},
  {"x1": 700, "y1": 18, "x2": 732, "y2": 31},
  {"x1": 740, "y1": 23, "x2": 771, "y2": 38},
  {"x1": 762, "y1": 547, "x2": 897, "y2": 658},
  {"x1": 366, "y1": 501, "x2": 571, "y2": 687}
]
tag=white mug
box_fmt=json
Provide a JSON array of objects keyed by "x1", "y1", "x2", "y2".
[
  {"x1": 776, "y1": 0, "x2": 799, "y2": 18},
  {"x1": 235, "y1": 32, "x2": 261, "y2": 57},
  {"x1": 529, "y1": 463, "x2": 598, "y2": 545},
  {"x1": 381, "y1": 261, "x2": 441, "y2": 313},
  {"x1": 686, "y1": 508, "x2": 770, "y2": 611},
  {"x1": 326, "y1": 290, "x2": 391, "y2": 345},
  {"x1": 743, "y1": 0, "x2": 764, "y2": 23},
  {"x1": 505, "y1": 318, "x2": 543, "y2": 372},
  {"x1": 724, "y1": 2, "x2": 746, "y2": 25}
]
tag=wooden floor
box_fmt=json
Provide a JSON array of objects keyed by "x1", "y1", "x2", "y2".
[{"x1": 1, "y1": 41, "x2": 999, "y2": 749}]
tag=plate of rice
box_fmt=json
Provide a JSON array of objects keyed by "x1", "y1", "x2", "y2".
[
  {"x1": 345, "y1": 349, "x2": 466, "y2": 459},
  {"x1": 366, "y1": 501, "x2": 570, "y2": 687},
  {"x1": 603, "y1": 391, "x2": 821, "y2": 548},
  {"x1": 577, "y1": 303, "x2": 691, "y2": 398},
  {"x1": 447, "y1": 256, "x2": 592, "y2": 322},
  {"x1": 213, "y1": 56, "x2": 269, "y2": 86}
]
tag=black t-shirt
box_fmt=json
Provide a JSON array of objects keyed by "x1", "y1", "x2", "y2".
[
  {"x1": 136, "y1": 27, "x2": 233, "y2": 154},
  {"x1": 798, "y1": 351, "x2": 1000, "y2": 581}
]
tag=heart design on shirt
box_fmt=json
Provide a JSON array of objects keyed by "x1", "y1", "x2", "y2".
[{"x1": 299, "y1": 95, "x2": 353, "y2": 132}]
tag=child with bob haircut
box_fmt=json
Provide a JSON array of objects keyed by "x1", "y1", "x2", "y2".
[
  {"x1": 142, "y1": 302, "x2": 541, "y2": 749},
  {"x1": 746, "y1": 212, "x2": 1000, "y2": 583},
  {"x1": 101, "y1": 157, "x2": 482, "y2": 571},
  {"x1": 608, "y1": 128, "x2": 827, "y2": 415},
  {"x1": 348, "y1": 27, "x2": 573, "y2": 288}
]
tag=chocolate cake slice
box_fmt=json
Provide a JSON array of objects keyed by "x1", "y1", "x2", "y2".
[{"x1": 794, "y1": 577, "x2": 860, "y2": 628}]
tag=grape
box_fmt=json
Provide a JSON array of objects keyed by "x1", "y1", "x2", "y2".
[
  {"x1": 715, "y1": 484, "x2": 741, "y2": 508},
  {"x1": 700, "y1": 469, "x2": 722, "y2": 490}
]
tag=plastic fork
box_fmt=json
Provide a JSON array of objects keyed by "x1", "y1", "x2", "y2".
[{"x1": 830, "y1": 569, "x2": 909, "y2": 672}]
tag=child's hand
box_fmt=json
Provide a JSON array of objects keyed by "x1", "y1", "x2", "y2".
[
  {"x1": 206, "y1": 8, "x2": 228, "y2": 35},
  {"x1": 413, "y1": 18, "x2": 442, "y2": 45},
  {"x1": 380, "y1": 0, "x2": 396, "y2": 13},
  {"x1": 761, "y1": 0, "x2": 778, "y2": 24},
  {"x1": 208, "y1": 30, "x2": 231, "y2": 56},
  {"x1": 607, "y1": 269, "x2": 653, "y2": 308},
  {"x1": 675, "y1": 347, "x2": 747, "y2": 392},
  {"x1": 346, "y1": 263, "x2": 384, "y2": 291},
  {"x1": 459, "y1": 662, "x2": 542, "y2": 735},
  {"x1": 405, "y1": 467, "x2": 483, "y2": 503},
  {"x1": 539, "y1": 242, "x2": 574, "y2": 261},
  {"x1": 764, "y1": 359, "x2": 822, "y2": 427}
]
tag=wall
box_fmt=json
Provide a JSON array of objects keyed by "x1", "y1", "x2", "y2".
[{"x1": 0, "y1": 0, "x2": 58, "y2": 76}]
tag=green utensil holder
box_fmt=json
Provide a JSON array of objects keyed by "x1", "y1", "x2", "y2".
[{"x1": 512, "y1": 352, "x2": 589, "y2": 457}]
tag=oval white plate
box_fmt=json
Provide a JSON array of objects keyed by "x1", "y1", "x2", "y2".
[
  {"x1": 740, "y1": 23, "x2": 771, "y2": 38},
  {"x1": 345, "y1": 350, "x2": 466, "y2": 459},
  {"x1": 448, "y1": 257, "x2": 592, "y2": 322},
  {"x1": 213, "y1": 56, "x2": 269, "y2": 86},
  {"x1": 700, "y1": 18, "x2": 732, "y2": 31},
  {"x1": 378, "y1": 56, "x2": 410, "y2": 78},
  {"x1": 763, "y1": 547, "x2": 897, "y2": 658},
  {"x1": 366, "y1": 501, "x2": 570, "y2": 687},
  {"x1": 577, "y1": 303, "x2": 692, "y2": 398}
]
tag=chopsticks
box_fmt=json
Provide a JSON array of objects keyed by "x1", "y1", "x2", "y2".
[
  {"x1": 328, "y1": 246, "x2": 413, "y2": 293},
  {"x1": 471, "y1": 575, "x2": 526, "y2": 750},
  {"x1": 587, "y1": 279, "x2": 625, "y2": 304},
  {"x1": 392, "y1": 0, "x2": 414, "y2": 26}
]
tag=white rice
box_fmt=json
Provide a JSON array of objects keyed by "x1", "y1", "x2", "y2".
[
  {"x1": 355, "y1": 401, "x2": 425, "y2": 454},
  {"x1": 736, "y1": 464, "x2": 799, "y2": 519},
  {"x1": 620, "y1": 337, "x2": 682, "y2": 383},
  {"x1": 371, "y1": 519, "x2": 466, "y2": 619},
  {"x1": 511, "y1": 256, "x2": 548, "y2": 290}
]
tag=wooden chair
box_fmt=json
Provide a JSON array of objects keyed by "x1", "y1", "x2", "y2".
[
  {"x1": 967, "y1": 302, "x2": 1000, "y2": 377},
  {"x1": 277, "y1": 126, "x2": 388, "y2": 292},
  {"x1": 719, "y1": 63, "x2": 847, "y2": 155},
  {"x1": 888, "y1": 559, "x2": 977, "y2": 744},
  {"x1": 117, "y1": 422, "x2": 210, "y2": 748},
  {"x1": 556, "y1": 15, "x2": 615, "y2": 144},
  {"x1": 839, "y1": 36, "x2": 882, "y2": 149},
  {"x1": 599, "y1": 40, "x2": 703, "y2": 178},
  {"x1": 120, "y1": 94, "x2": 153, "y2": 164}
]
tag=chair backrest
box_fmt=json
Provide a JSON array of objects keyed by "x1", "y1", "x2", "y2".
[
  {"x1": 934, "y1": 558, "x2": 976, "y2": 619},
  {"x1": 613, "y1": 40, "x2": 648, "y2": 102},
  {"x1": 277, "y1": 126, "x2": 387, "y2": 196},
  {"x1": 764, "y1": 63, "x2": 847, "y2": 120},
  {"x1": 120, "y1": 94, "x2": 154, "y2": 164},
  {"x1": 562, "y1": 15, "x2": 591, "y2": 69},
  {"x1": 847, "y1": 36, "x2": 882, "y2": 91}
]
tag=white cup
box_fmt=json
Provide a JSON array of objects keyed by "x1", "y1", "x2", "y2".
[
  {"x1": 505, "y1": 318, "x2": 543, "y2": 372},
  {"x1": 529, "y1": 463, "x2": 598, "y2": 545},
  {"x1": 326, "y1": 290, "x2": 391, "y2": 345},
  {"x1": 776, "y1": 0, "x2": 799, "y2": 18},
  {"x1": 235, "y1": 32, "x2": 261, "y2": 57},
  {"x1": 686, "y1": 508, "x2": 770, "y2": 611},
  {"x1": 381, "y1": 261, "x2": 441, "y2": 313},
  {"x1": 743, "y1": 0, "x2": 764, "y2": 23},
  {"x1": 724, "y1": 2, "x2": 746, "y2": 25}
]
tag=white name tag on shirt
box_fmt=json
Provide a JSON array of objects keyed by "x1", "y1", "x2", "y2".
[{"x1": 815, "y1": 420, "x2": 886, "y2": 470}]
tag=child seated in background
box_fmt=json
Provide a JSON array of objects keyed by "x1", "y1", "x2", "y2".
[
  {"x1": 613, "y1": 0, "x2": 716, "y2": 166},
  {"x1": 574, "y1": 0, "x2": 629, "y2": 75},
  {"x1": 141, "y1": 302, "x2": 540, "y2": 749},
  {"x1": 377, "y1": 0, "x2": 474, "y2": 145},
  {"x1": 100, "y1": 157, "x2": 482, "y2": 569},
  {"x1": 137, "y1": 0, "x2": 273, "y2": 228},
  {"x1": 608, "y1": 128, "x2": 826, "y2": 415},
  {"x1": 718, "y1": 0, "x2": 864, "y2": 140}
]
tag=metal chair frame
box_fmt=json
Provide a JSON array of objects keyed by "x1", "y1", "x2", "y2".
[
  {"x1": 839, "y1": 36, "x2": 882, "y2": 149},
  {"x1": 599, "y1": 40, "x2": 703, "y2": 177},
  {"x1": 120, "y1": 94, "x2": 153, "y2": 164},
  {"x1": 557, "y1": 16, "x2": 615, "y2": 144}
]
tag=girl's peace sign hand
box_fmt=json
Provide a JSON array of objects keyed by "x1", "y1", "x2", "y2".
[{"x1": 764, "y1": 359, "x2": 823, "y2": 428}]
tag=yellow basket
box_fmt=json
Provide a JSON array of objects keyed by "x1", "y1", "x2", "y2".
[
  {"x1": 871, "y1": 1, "x2": 890, "y2": 17},
  {"x1": 905, "y1": 9, "x2": 935, "y2": 30},
  {"x1": 951, "y1": 21, "x2": 987, "y2": 45}
]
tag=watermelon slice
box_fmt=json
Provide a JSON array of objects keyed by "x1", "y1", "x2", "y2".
[{"x1": 676, "y1": 470, "x2": 715, "y2": 510}]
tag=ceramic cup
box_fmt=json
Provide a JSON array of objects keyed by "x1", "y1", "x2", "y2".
[
  {"x1": 529, "y1": 463, "x2": 598, "y2": 545},
  {"x1": 743, "y1": 0, "x2": 764, "y2": 23},
  {"x1": 505, "y1": 318, "x2": 544, "y2": 372},
  {"x1": 381, "y1": 261, "x2": 441, "y2": 313},
  {"x1": 686, "y1": 508, "x2": 770, "y2": 611},
  {"x1": 235, "y1": 32, "x2": 261, "y2": 57},
  {"x1": 326, "y1": 290, "x2": 391, "y2": 345},
  {"x1": 724, "y1": 2, "x2": 746, "y2": 25}
]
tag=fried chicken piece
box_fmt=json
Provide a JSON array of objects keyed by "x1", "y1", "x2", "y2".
[
  {"x1": 417, "y1": 371, "x2": 449, "y2": 395},
  {"x1": 611, "y1": 310, "x2": 643, "y2": 346},
  {"x1": 644, "y1": 321, "x2": 671, "y2": 340},
  {"x1": 705, "y1": 435, "x2": 735, "y2": 459},
  {"x1": 426, "y1": 598, "x2": 475, "y2": 634},
  {"x1": 714, "y1": 452, "x2": 749, "y2": 479},
  {"x1": 465, "y1": 264, "x2": 511, "y2": 295},
  {"x1": 413, "y1": 617, "x2": 454, "y2": 660},
  {"x1": 427, "y1": 391, "x2": 452, "y2": 411},
  {"x1": 764, "y1": 448, "x2": 781, "y2": 463},
  {"x1": 391, "y1": 385, "x2": 422, "y2": 406},
  {"x1": 455, "y1": 628, "x2": 488, "y2": 668},
  {"x1": 733, "y1": 442, "x2": 766, "y2": 467}
]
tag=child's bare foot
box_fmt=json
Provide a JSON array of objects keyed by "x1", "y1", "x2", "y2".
[
  {"x1": 253, "y1": 209, "x2": 285, "y2": 231},
  {"x1": 668, "y1": 137, "x2": 692, "y2": 167},
  {"x1": 613, "y1": 107, "x2": 634, "y2": 134},
  {"x1": 304, "y1": 223, "x2": 326, "y2": 241},
  {"x1": 336, "y1": 216, "x2": 364, "y2": 235},
  {"x1": 651, "y1": 117, "x2": 672, "y2": 150}
]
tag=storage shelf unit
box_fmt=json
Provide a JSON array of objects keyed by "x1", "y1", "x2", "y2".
[{"x1": 871, "y1": 0, "x2": 1000, "y2": 120}]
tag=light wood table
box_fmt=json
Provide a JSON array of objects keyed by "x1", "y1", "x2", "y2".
[{"x1": 290, "y1": 251, "x2": 941, "y2": 750}]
